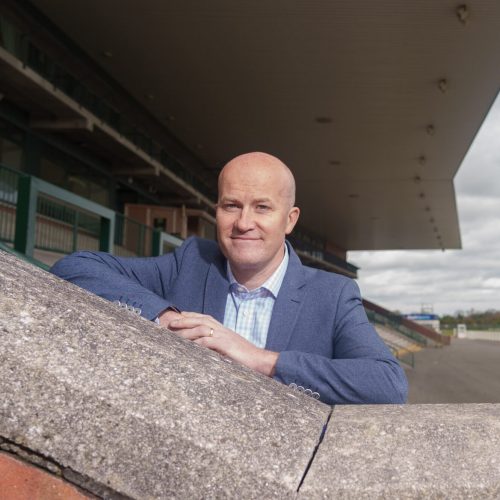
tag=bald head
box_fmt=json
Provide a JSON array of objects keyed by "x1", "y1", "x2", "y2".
[
  {"x1": 218, "y1": 152, "x2": 296, "y2": 209},
  {"x1": 216, "y1": 151, "x2": 300, "y2": 287}
]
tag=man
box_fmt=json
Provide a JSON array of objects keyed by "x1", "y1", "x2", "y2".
[{"x1": 51, "y1": 152, "x2": 407, "y2": 405}]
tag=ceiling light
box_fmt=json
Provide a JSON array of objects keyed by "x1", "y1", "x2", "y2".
[
  {"x1": 418, "y1": 156, "x2": 427, "y2": 165},
  {"x1": 315, "y1": 117, "x2": 333, "y2": 124},
  {"x1": 414, "y1": 175, "x2": 421, "y2": 183},
  {"x1": 457, "y1": 4, "x2": 469, "y2": 25},
  {"x1": 329, "y1": 160, "x2": 341, "y2": 166},
  {"x1": 419, "y1": 192, "x2": 425, "y2": 199},
  {"x1": 348, "y1": 193, "x2": 359, "y2": 199},
  {"x1": 426, "y1": 124, "x2": 436, "y2": 136},
  {"x1": 438, "y1": 78, "x2": 448, "y2": 93},
  {"x1": 425, "y1": 206, "x2": 431, "y2": 212}
]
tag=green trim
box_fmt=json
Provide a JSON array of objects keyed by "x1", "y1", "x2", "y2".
[{"x1": 14, "y1": 175, "x2": 36, "y2": 255}]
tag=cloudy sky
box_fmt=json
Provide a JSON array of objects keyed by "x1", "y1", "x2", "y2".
[{"x1": 349, "y1": 93, "x2": 500, "y2": 317}]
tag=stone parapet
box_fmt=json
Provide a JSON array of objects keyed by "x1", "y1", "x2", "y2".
[
  {"x1": 0, "y1": 250, "x2": 329, "y2": 498},
  {"x1": 1, "y1": 250, "x2": 500, "y2": 499}
]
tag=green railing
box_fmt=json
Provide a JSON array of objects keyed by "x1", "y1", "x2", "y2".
[
  {"x1": 366, "y1": 309, "x2": 429, "y2": 347},
  {"x1": 0, "y1": 163, "x2": 182, "y2": 260}
]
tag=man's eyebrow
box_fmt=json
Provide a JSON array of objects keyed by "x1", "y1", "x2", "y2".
[{"x1": 254, "y1": 198, "x2": 273, "y2": 204}]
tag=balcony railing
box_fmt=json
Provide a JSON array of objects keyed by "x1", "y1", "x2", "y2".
[{"x1": 0, "y1": 163, "x2": 182, "y2": 260}]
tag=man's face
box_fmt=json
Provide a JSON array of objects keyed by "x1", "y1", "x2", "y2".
[{"x1": 216, "y1": 158, "x2": 299, "y2": 285}]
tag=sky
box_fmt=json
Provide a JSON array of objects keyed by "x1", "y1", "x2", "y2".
[{"x1": 349, "y1": 93, "x2": 500, "y2": 317}]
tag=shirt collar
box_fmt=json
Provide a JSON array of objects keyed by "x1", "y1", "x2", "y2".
[{"x1": 226, "y1": 244, "x2": 289, "y2": 298}]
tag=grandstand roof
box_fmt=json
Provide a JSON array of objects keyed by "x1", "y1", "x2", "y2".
[{"x1": 30, "y1": 0, "x2": 500, "y2": 250}]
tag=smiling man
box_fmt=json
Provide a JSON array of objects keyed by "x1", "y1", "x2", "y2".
[{"x1": 51, "y1": 152, "x2": 408, "y2": 405}]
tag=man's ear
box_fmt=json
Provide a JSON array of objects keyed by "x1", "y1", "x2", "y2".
[{"x1": 285, "y1": 207, "x2": 300, "y2": 235}]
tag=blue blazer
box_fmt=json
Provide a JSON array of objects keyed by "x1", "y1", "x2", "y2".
[{"x1": 51, "y1": 237, "x2": 408, "y2": 405}]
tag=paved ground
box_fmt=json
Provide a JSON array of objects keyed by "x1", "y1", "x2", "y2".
[{"x1": 405, "y1": 338, "x2": 500, "y2": 404}]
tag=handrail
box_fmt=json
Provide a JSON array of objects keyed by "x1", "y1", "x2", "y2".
[
  {"x1": 364, "y1": 299, "x2": 450, "y2": 346},
  {"x1": 0, "y1": 162, "x2": 182, "y2": 259}
]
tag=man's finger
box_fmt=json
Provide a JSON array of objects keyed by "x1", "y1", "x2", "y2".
[
  {"x1": 179, "y1": 311, "x2": 214, "y2": 320},
  {"x1": 172, "y1": 326, "x2": 211, "y2": 341},
  {"x1": 169, "y1": 317, "x2": 216, "y2": 330}
]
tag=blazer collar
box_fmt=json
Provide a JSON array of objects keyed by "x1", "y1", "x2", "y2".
[
  {"x1": 203, "y1": 250, "x2": 230, "y2": 323},
  {"x1": 265, "y1": 241, "x2": 306, "y2": 351}
]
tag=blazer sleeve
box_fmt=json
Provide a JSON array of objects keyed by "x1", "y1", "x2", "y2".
[
  {"x1": 273, "y1": 279, "x2": 408, "y2": 405},
  {"x1": 50, "y1": 246, "x2": 184, "y2": 320}
]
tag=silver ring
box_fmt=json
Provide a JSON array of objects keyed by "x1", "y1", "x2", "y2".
[{"x1": 209, "y1": 327, "x2": 214, "y2": 337}]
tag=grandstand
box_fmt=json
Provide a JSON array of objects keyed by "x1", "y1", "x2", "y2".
[{"x1": 1, "y1": 1, "x2": 499, "y2": 360}]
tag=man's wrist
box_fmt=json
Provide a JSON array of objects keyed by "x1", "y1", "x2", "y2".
[{"x1": 253, "y1": 349, "x2": 278, "y2": 377}]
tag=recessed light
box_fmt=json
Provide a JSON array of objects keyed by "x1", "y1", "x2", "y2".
[
  {"x1": 418, "y1": 155, "x2": 427, "y2": 165},
  {"x1": 329, "y1": 160, "x2": 341, "y2": 166},
  {"x1": 414, "y1": 175, "x2": 421, "y2": 183},
  {"x1": 315, "y1": 116, "x2": 333, "y2": 124},
  {"x1": 348, "y1": 193, "x2": 359, "y2": 199},
  {"x1": 424, "y1": 206, "x2": 431, "y2": 212},
  {"x1": 438, "y1": 78, "x2": 448, "y2": 93},
  {"x1": 457, "y1": 4, "x2": 469, "y2": 25},
  {"x1": 426, "y1": 124, "x2": 435, "y2": 136},
  {"x1": 419, "y1": 192, "x2": 425, "y2": 199}
]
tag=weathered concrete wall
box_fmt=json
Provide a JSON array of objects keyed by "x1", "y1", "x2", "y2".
[
  {"x1": 2, "y1": 249, "x2": 500, "y2": 499},
  {"x1": 300, "y1": 404, "x2": 500, "y2": 499},
  {"x1": 0, "y1": 250, "x2": 329, "y2": 498}
]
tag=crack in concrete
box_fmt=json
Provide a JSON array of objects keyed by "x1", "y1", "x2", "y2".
[
  {"x1": 296, "y1": 405, "x2": 334, "y2": 493},
  {"x1": 0, "y1": 436, "x2": 131, "y2": 499}
]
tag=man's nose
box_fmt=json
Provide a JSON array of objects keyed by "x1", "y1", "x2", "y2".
[{"x1": 234, "y1": 207, "x2": 255, "y2": 232}]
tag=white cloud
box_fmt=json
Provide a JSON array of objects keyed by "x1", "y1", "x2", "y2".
[{"x1": 350, "y1": 93, "x2": 500, "y2": 316}]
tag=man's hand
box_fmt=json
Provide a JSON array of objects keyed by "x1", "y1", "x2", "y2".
[
  {"x1": 158, "y1": 308, "x2": 182, "y2": 328},
  {"x1": 164, "y1": 311, "x2": 278, "y2": 377}
]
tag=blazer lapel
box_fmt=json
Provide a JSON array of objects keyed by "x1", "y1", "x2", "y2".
[
  {"x1": 265, "y1": 244, "x2": 306, "y2": 352},
  {"x1": 203, "y1": 253, "x2": 230, "y2": 323}
]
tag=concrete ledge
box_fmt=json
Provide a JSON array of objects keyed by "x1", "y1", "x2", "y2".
[
  {"x1": 2, "y1": 250, "x2": 500, "y2": 498},
  {"x1": 0, "y1": 250, "x2": 329, "y2": 498},
  {"x1": 299, "y1": 404, "x2": 500, "y2": 499}
]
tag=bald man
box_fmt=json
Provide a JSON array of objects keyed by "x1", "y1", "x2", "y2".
[{"x1": 51, "y1": 152, "x2": 408, "y2": 405}]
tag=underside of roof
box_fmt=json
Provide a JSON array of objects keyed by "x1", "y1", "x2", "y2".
[{"x1": 19, "y1": 1, "x2": 500, "y2": 249}]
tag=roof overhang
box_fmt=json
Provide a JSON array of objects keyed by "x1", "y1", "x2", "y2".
[{"x1": 21, "y1": 1, "x2": 500, "y2": 249}]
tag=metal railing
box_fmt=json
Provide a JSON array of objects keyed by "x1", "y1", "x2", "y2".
[
  {"x1": 288, "y1": 231, "x2": 359, "y2": 276},
  {"x1": 0, "y1": 163, "x2": 181, "y2": 260},
  {"x1": 366, "y1": 309, "x2": 430, "y2": 347}
]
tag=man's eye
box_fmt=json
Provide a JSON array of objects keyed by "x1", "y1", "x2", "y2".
[
  {"x1": 256, "y1": 205, "x2": 271, "y2": 211},
  {"x1": 223, "y1": 203, "x2": 239, "y2": 211}
]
